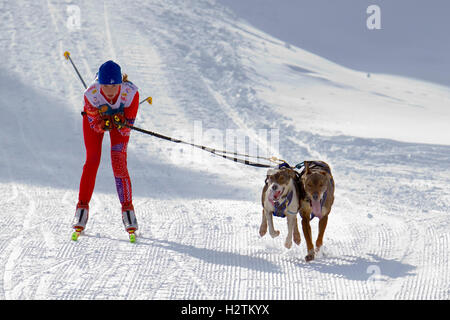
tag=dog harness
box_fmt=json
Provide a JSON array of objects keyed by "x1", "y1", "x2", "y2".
[{"x1": 272, "y1": 190, "x2": 297, "y2": 218}]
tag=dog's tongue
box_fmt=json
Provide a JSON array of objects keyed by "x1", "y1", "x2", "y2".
[{"x1": 311, "y1": 200, "x2": 323, "y2": 219}]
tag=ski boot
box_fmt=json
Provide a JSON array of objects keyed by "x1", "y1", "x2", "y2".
[
  {"x1": 71, "y1": 203, "x2": 89, "y2": 241},
  {"x1": 122, "y1": 204, "x2": 138, "y2": 243}
]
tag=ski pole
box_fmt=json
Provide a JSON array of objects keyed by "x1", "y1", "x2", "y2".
[
  {"x1": 64, "y1": 51, "x2": 87, "y2": 89},
  {"x1": 139, "y1": 96, "x2": 152, "y2": 105}
]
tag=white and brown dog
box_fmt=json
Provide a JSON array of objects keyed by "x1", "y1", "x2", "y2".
[{"x1": 259, "y1": 166, "x2": 301, "y2": 249}]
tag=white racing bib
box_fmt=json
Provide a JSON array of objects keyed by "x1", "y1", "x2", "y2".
[{"x1": 84, "y1": 81, "x2": 138, "y2": 115}]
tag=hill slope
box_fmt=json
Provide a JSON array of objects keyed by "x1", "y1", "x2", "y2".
[{"x1": 0, "y1": 0, "x2": 448, "y2": 299}]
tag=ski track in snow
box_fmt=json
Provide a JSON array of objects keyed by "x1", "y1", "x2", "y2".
[{"x1": 0, "y1": 0, "x2": 448, "y2": 300}]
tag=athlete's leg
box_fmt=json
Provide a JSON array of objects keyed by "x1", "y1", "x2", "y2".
[
  {"x1": 78, "y1": 115, "x2": 104, "y2": 205},
  {"x1": 109, "y1": 129, "x2": 132, "y2": 207}
]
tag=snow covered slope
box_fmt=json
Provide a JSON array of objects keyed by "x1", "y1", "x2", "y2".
[
  {"x1": 220, "y1": 0, "x2": 450, "y2": 87},
  {"x1": 0, "y1": 0, "x2": 448, "y2": 300}
]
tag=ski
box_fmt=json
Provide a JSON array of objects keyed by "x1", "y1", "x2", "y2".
[
  {"x1": 71, "y1": 227, "x2": 83, "y2": 241},
  {"x1": 128, "y1": 230, "x2": 136, "y2": 243},
  {"x1": 71, "y1": 228, "x2": 136, "y2": 243}
]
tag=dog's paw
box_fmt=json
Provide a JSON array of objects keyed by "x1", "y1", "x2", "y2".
[
  {"x1": 305, "y1": 249, "x2": 315, "y2": 262},
  {"x1": 305, "y1": 254, "x2": 315, "y2": 262},
  {"x1": 294, "y1": 234, "x2": 301, "y2": 245},
  {"x1": 270, "y1": 230, "x2": 280, "y2": 238},
  {"x1": 284, "y1": 240, "x2": 292, "y2": 249},
  {"x1": 259, "y1": 227, "x2": 267, "y2": 237}
]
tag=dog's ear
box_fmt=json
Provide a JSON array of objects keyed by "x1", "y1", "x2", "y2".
[
  {"x1": 304, "y1": 161, "x2": 310, "y2": 174},
  {"x1": 287, "y1": 169, "x2": 297, "y2": 179}
]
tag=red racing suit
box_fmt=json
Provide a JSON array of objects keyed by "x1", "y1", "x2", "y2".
[{"x1": 78, "y1": 81, "x2": 139, "y2": 210}]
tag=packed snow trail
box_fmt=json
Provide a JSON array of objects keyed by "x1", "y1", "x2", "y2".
[{"x1": 0, "y1": 0, "x2": 448, "y2": 299}]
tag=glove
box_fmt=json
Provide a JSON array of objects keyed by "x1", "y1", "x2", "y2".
[
  {"x1": 93, "y1": 114, "x2": 113, "y2": 133},
  {"x1": 112, "y1": 113, "x2": 127, "y2": 129}
]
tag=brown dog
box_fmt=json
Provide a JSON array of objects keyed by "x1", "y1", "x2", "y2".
[
  {"x1": 259, "y1": 167, "x2": 301, "y2": 249},
  {"x1": 299, "y1": 161, "x2": 335, "y2": 261}
]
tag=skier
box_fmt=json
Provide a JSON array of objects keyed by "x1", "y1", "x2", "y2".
[{"x1": 72, "y1": 60, "x2": 139, "y2": 241}]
